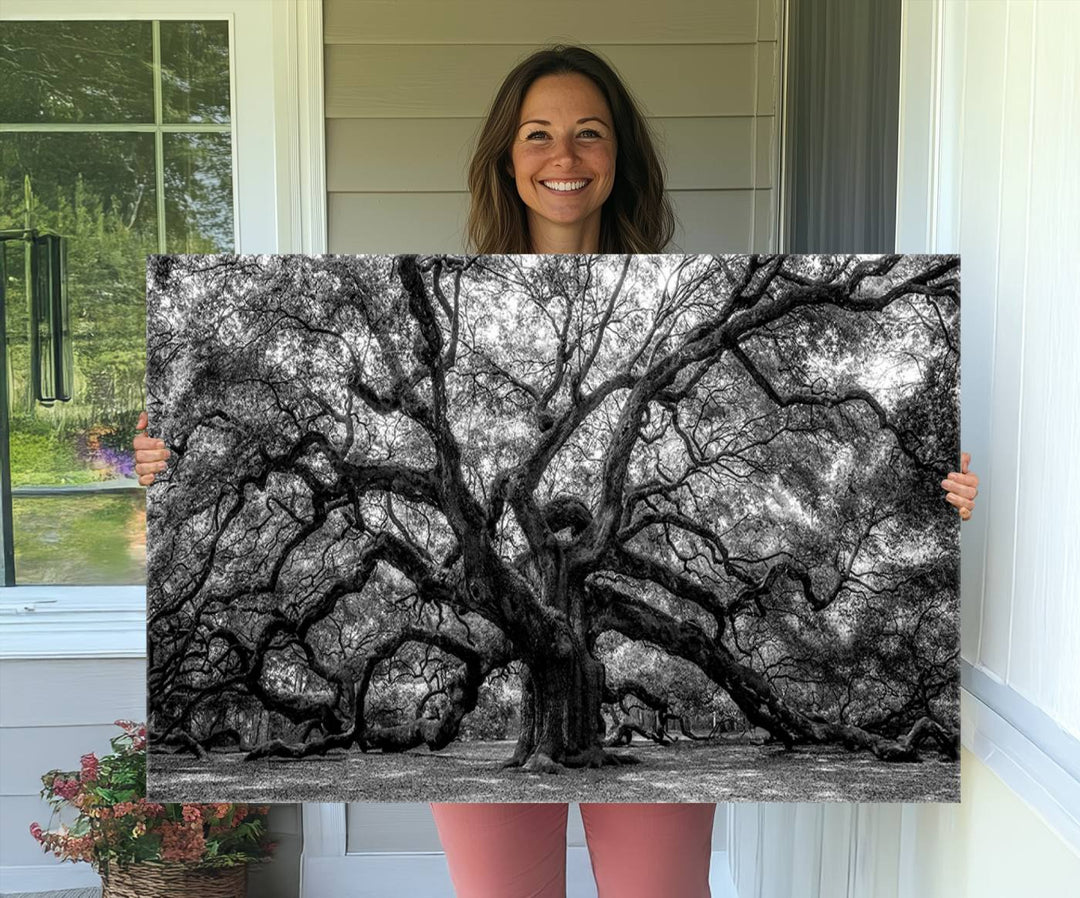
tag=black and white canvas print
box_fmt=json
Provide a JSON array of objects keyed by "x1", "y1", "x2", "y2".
[{"x1": 145, "y1": 253, "x2": 960, "y2": 803}]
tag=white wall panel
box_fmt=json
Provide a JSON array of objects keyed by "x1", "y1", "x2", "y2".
[
  {"x1": 1003, "y1": 0, "x2": 1080, "y2": 732},
  {"x1": 979, "y1": 0, "x2": 1036, "y2": 686},
  {"x1": 901, "y1": 0, "x2": 1080, "y2": 753}
]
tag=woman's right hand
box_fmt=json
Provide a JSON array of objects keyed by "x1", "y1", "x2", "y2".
[{"x1": 133, "y1": 411, "x2": 170, "y2": 486}]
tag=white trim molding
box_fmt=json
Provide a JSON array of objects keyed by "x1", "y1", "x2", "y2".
[
  {"x1": 0, "y1": 586, "x2": 145, "y2": 659},
  {"x1": 961, "y1": 663, "x2": 1080, "y2": 854},
  {"x1": 895, "y1": 0, "x2": 943, "y2": 252},
  {"x1": 272, "y1": 0, "x2": 328, "y2": 254}
]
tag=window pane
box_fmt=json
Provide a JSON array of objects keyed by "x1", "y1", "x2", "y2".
[
  {"x1": 12, "y1": 493, "x2": 145, "y2": 585},
  {"x1": 0, "y1": 21, "x2": 154, "y2": 124},
  {"x1": 164, "y1": 132, "x2": 235, "y2": 252},
  {"x1": 160, "y1": 21, "x2": 232, "y2": 124},
  {"x1": 1, "y1": 132, "x2": 157, "y2": 584},
  {"x1": 0, "y1": 20, "x2": 235, "y2": 586}
]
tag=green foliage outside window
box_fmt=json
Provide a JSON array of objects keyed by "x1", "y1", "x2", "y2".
[{"x1": 0, "y1": 19, "x2": 233, "y2": 583}]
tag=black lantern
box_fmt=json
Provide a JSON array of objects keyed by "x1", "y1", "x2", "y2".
[
  {"x1": 30, "y1": 233, "x2": 73, "y2": 404},
  {"x1": 0, "y1": 229, "x2": 73, "y2": 406}
]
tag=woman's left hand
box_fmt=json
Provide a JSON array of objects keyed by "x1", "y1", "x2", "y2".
[{"x1": 941, "y1": 451, "x2": 979, "y2": 521}]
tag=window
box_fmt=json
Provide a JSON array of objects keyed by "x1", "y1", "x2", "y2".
[{"x1": 0, "y1": 18, "x2": 235, "y2": 584}]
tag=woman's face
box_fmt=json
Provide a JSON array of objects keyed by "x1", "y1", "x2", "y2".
[{"x1": 508, "y1": 73, "x2": 617, "y2": 246}]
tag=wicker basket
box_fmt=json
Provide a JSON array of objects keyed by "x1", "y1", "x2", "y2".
[{"x1": 100, "y1": 861, "x2": 247, "y2": 898}]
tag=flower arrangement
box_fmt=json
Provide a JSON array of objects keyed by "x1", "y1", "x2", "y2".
[{"x1": 30, "y1": 720, "x2": 276, "y2": 877}]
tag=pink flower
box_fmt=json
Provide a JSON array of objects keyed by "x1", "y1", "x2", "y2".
[
  {"x1": 160, "y1": 821, "x2": 205, "y2": 863},
  {"x1": 137, "y1": 798, "x2": 166, "y2": 817},
  {"x1": 52, "y1": 778, "x2": 80, "y2": 800},
  {"x1": 80, "y1": 753, "x2": 99, "y2": 782},
  {"x1": 30, "y1": 822, "x2": 43, "y2": 842},
  {"x1": 181, "y1": 805, "x2": 202, "y2": 824},
  {"x1": 208, "y1": 802, "x2": 232, "y2": 820}
]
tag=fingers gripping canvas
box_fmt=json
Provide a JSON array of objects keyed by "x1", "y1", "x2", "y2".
[{"x1": 145, "y1": 253, "x2": 960, "y2": 803}]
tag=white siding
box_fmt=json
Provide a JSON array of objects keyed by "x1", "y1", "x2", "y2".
[
  {"x1": 324, "y1": 0, "x2": 782, "y2": 254},
  {"x1": 0, "y1": 656, "x2": 302, "y2": 896}
]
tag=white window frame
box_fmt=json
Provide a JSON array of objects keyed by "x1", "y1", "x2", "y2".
[{"x1": 0, "y1": 0, "x2": 326, "y2": 658}]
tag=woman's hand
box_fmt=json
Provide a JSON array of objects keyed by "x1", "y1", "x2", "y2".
[
  {"x1": 941, "y1": 451, "x2": 979, "y2": 521},
  {"x1": 133, "y1": 411, "x2": 170, "y2": 486}
]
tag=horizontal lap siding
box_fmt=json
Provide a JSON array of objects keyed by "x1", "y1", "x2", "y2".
[
  {"x1": 0, "y1": 658, "x2": 145, "y2": 868},
  {"x1": 323, "y1": 0, "x2": 763, "y2": 45},
  {"x1": 324, "y1": 0, "x2": 781, "y2": 254},
  {"x1": 328, "y1": 189, "x2": 762, "y2": 254},
  {"x1": 326, "y1": 117, "x2": 770, "y2": 191},
  {"x1": 325, "y1": 45, "x2": 759, "y2": 118}
]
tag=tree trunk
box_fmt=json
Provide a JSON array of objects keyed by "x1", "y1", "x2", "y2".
[{"x1": 502, "y1": 628, "x2": 637, "y2": 772}]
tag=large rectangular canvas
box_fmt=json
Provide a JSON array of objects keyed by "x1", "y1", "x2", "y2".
[{"x1": 145, "y1": 253, "x2": 960, "y2": 803}]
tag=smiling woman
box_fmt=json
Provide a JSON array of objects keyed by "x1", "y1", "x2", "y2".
[
  {"x1": 465, "y1": 44, "x2": 675, "y2": 254},
  {"x1": 507, "y1": 73, "x2": 618, "y2": 252}
]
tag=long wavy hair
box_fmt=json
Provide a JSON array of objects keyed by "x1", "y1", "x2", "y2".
[{"x1": 466, "y1": 45, "x2": 676, "y2": 254}]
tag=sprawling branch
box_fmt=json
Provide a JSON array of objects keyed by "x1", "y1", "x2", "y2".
[{"x1": 729, "y1": 344, "x2": 942, "y2": 475}]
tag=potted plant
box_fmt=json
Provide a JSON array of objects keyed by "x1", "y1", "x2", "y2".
[{"x1": 30, "y1": 720, "x2": 276, "y2": 897}]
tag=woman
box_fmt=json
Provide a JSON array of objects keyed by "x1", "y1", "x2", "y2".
[{"x1": 134, "y1": 44, "x2": 979, "y2": 898}]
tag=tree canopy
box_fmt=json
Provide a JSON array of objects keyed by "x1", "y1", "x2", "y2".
[{"x1": 146, "y1": 253, "x2": 960, "y2": 773}]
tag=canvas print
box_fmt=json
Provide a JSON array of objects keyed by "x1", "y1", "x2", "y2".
[{"x1": 145, "y1": 253, "x2": 960, "y2": 803}]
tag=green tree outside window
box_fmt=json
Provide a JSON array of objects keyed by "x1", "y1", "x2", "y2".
[{"x1": 0, "y1": 19, "x2": 234, "y2": 584}]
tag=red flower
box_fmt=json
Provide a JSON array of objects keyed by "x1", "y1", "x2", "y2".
[
  {"x1": 160, "y1": 821, "x2": 205, "y2": 863},
  {"x1": 52, "y1": 778, "x2": 80, "y2": 800},
  {"x1": 80, "y1": 753, "x2": 99, "y2": 782},
  {"x1": 30, "y1": 822, "x2": 43, "y2": 842}
]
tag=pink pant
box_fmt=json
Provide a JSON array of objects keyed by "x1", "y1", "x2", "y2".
[{"x1": 430, "y1": 803, "x2": 716, "y2": 898}]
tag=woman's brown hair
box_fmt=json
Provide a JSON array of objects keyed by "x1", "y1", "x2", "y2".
[{"x1": 466, "y1": 45, "x2": 676, "y2": 254}]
